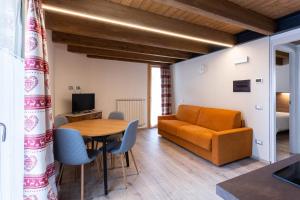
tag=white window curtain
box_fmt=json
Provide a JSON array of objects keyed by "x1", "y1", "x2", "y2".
[
  {"x1": 0, "y1": 48, "x2": 24, "y2": 200},
  {"x1": 0, "y1": 0, "x2": 24, "y2": 57}
]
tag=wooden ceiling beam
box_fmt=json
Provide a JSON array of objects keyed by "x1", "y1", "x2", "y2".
[
  {"x1": 68, "y1": 45, "x2": 179, "y2": 64},
  {"x1": 43, "y1": 0, "x2": 235, "y2": 46},
  {"x1": 87, "y1": 55, "x2": 167, "y2": 66},
  {"x1": 52, "y1": 32, "x2": 192, "y2": 59},
  {"x1": 45, "y1": 12, "x2": 210, "y2": 53},
  {"x1": 152, "y1": 0, "x2": 276, "y2": 35}
]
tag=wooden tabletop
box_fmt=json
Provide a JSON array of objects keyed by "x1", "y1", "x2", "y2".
[
  {"x1": 61, "y1": 119, "x2": 128, "y2": 137},
  {"x1": 217, "y1": 155, "x2": 300, "y2": 200}
]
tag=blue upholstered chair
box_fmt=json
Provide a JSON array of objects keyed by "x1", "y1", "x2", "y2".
[
  {"x1": 107, "y1": 120, "x2": 139, "y2": 188},
  {"x1": 108, "y1": 112, "x2": 124, "y2": 120},
  {"x1": 54, "y1": 128, "x2": 102, "y2": 200},
  {"x1": 54, "y1": 115, "x2": 93, "y2": 146},
  {"x1": 107, "y1": 111, "x2": 125, "y2": 141},
  {"x1": 94, "y1": 111, "x2": 125, "y2": 160},
  {"x1": 54, "y1": 115, "x2": 68, "y2": 128}
]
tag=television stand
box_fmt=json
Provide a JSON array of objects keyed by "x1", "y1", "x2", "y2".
[
  {"x1": 82, "y1": 110, "x2": 92, "y2": 113},
  {"x1": 65, "y1": 110, "x2": 102, "y2": 122}
]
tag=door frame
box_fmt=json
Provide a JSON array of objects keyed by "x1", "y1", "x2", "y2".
[{"x1": 270, "y1": 28, "x2": 300, "y2": 163}]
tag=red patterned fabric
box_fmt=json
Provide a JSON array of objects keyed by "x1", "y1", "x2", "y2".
[
  {"x1": 24, "y1": 0, "x2": 57, "y2": 199},
  {"x1": 161, "y1": 66, "x2": 172, "y2": 115}
]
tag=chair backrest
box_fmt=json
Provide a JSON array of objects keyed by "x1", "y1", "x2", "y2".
[
  {"x1": 54, "y1": 128, "x2": 91, "y2": 165},
  {"x1": 119, "y1": 120, "x2": 139, "y2": 153},
  {"x1": 54, "y1": 115, "x2": 69, "y2": 128},
  {"x1": 108, "y1": 112, "x2": 124, "y2": 120}
]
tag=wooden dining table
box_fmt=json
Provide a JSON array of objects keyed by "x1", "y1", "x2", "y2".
[{"x1": 61, "y1": 119, "x2": 129, "y2": 195}]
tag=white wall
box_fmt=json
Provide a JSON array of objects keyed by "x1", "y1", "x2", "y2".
[
  {"x1": 276, "y1": 64, "x2": 290, "y2": 92},
  {"x1": 47, "y1": 32, "x2": 148, "y2": 123},
  {"x1": 172, "y1": 37, "x2": 270, "y2": 161}
]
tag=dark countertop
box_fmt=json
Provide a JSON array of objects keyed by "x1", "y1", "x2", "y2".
[{"x1": 217, "y1": 155, "x2": 300, "y2": 200}]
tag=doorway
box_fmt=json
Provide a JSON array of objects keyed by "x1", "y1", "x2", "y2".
[
  {"x1": 270, "y1": 28, "x2": 300, "y2": 163},
  {"x1": 149, "y1": 66, "x2": 162, "y2": 127},
  {"x1": 275, "y1": 50, "x2": 292, "y2": 161}
]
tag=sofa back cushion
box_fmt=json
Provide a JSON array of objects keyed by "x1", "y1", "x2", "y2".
[
  {"x1": 196, "y1": 107, "x2": 241, "y2": 131},
  {"x1": 176, "y1": 105, "x2": 201, "y2": 124}
]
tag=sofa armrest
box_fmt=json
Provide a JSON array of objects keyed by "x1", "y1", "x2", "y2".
[
  {"x1": 158, "y1": 115, "x2": 176, "y2": 121},
  {"x1": 211, "y1": 128, "x2": 253, "y2": 166}
]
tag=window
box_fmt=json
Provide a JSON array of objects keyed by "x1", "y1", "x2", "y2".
[
  {"x1": 150, "y1": 67, "x2": 162, "y2": 127},
  {"x1": 0, "y1": 0, "x2": 24, "y2": 199}
]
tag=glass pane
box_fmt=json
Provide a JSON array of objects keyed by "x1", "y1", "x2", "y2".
[
  {"x1": 0, "y1": 0, "x2": 23, "y2": 57},
  {"x1": 151, "y1": 67, "x2": 162, "y2": 127}
]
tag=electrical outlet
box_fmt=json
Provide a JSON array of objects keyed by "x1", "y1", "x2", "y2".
[
  {"x1": 68, "y1": 86, "x2": 73, "y2": 90},
  {"x1": 76, "y1": 86, "x2": 81, "y2": 90},
  {"x1": 255, "y1": 139, "x2": 263, "y2": 145},
  {"x1": 255, "y1": 105, "x2": 263, "y2": 110}
]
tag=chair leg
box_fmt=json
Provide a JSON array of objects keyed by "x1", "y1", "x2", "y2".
[
  {"x1": 120, "y1": 154, "x2": 127, "y2": 189},
  {"x1": 130, "y1": 150, "x2": 139, "y2": 175},
  {"x1": 57, "y1": 164, "x2": 64, "y2": 186},
  {"x1": 99, "y1": 154, "x2": 103, "y2": 170},
  {"x1": 81, "y1": 164, "x2": 84, "y2": 200},
  {"x1": 75, "y1": 166, "x2": 79, "y2": 181},
  {"x1": 95, "y1": 156, "x2": 102, "y2": 179},
  {"x1": 111, "y1": 154, "x2": 115, "y2": 169}
]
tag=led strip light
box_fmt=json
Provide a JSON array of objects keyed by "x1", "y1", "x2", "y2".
[{"x1": 43, "y1": 4, "x2": 234, "y2": 48}]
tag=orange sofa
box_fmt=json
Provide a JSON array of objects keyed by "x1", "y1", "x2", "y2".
[{"x1": 158, "y1": 105, "x2": 252, "y2": 166}]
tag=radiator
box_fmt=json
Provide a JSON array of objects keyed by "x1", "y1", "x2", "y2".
[{"x1": 116, "y1": 98, "x2": 146, "y2": 127}]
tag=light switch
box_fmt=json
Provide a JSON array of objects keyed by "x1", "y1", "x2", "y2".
[
  {"x1": 256, "y1": 78, "x2": 263, "y2": 84},
  {"x1": 255, "y1": 139, "x2": 263, "y2": 145}
]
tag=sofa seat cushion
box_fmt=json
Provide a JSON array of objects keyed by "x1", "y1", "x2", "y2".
[
  {"x1": 176, "y1": 105, "x2": 201, "y2": 124},
  {"x1": 196, "y1": 107, "x2": 241, "y2": 131},
  {"x1": 158, "y1": 120, "x2": 190, "y2": 136},
  {"x1": 177, "y1": 125, "x2": 215, "y2": 151}
]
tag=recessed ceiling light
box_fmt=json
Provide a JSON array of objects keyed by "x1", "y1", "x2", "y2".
[{"x1": 42, "y1": 4, "x2": 234, "y2": 48}]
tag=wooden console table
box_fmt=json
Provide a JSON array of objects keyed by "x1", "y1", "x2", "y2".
[{"x1": 65, "y1": 111, "x2": 102, "y2": 122}]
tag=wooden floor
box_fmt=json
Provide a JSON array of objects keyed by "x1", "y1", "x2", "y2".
[
  {"x1": 276, "y1": 131, "x2": 293, "y2": 161},
  {"x1": 59, "y1": 128, "x2": 265, "y2": 200}
]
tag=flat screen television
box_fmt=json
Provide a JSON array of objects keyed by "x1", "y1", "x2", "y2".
[{"x1": 72, "y1": 93, "x2": 95, "y2": 113}]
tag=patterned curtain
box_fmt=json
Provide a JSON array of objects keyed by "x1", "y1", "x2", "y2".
[
  {"x1": 24, "y1": 0, "x2": 57, "y2": 199},
  {"x1": 161, "y1": 66, "x2": 172, "y2": 115}
]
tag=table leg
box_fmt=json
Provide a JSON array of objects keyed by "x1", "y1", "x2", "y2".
[
  {"x1": 92, "y1": 140, "x2": 95, "y2": 150},
  {"x1": 102, "y1": 137, "x2": 108, "y2": 195},
  {"x1": 125, "y1": 152, "x2": 130, "y2": 167}
]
